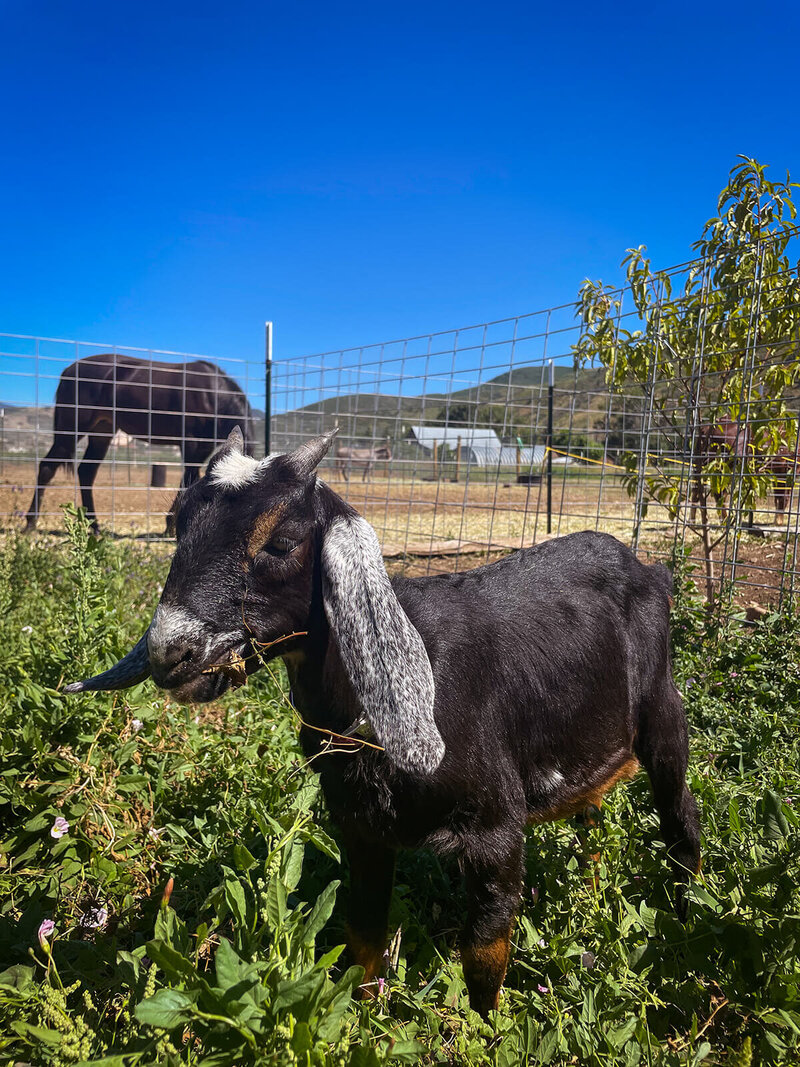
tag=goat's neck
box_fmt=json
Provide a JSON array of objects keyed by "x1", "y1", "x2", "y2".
[{"x1": 281, "y1": 619, "x2": 361, "y2": 736}]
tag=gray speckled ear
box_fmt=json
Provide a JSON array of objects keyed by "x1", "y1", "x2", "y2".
[{"x1": 321, "y1": 515, "x2": 444, "y2": 774}]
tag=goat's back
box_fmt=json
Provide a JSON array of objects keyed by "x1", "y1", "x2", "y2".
[{"x1": 392, "y1": 531, "x2": 674, "y2": 810}]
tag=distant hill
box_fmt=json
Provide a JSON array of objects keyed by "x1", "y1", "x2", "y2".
[
  {"x1": 0, "y1": 363, "x2": 621, "y2": 458},
  {"x1": 270, "y1": 363, "x2": 613, "y2": 449}
]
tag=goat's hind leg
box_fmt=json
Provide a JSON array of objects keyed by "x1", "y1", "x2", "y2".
[
  {"x1": 635, "y1": 684, "x2": 701, "y2": 918},
  {"x1": 461, "y1": 827, "x2": 523, "y2": 1019}
]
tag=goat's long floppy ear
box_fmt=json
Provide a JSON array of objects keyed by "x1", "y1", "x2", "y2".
[
  {"x1": 285, "y1": 428, "x2": 338, "y2": 478},
  {"x1": 321, "y1": 515, "x2": 444, "y2": 774}
]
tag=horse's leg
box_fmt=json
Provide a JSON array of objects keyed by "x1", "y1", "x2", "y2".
[
  {"x1": 776, "y1": 483, "x2": 789, "y2": 524},
  {"x1": 77, "y1": 434, "x2": 112, "y2": 530},
  {"x1": 362, "y1": 461, "x2": 371, "y2": 483},
  {"x1": 24, "y1": 433, "x2": 75, "y2": 531},
  {"x1": 165, "y1": 444, "x2": 207, "y2": 535}
]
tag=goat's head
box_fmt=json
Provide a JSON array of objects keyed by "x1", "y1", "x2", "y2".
[{"x1": 65, "y1": 427, "x2": 444, "y2": 774}]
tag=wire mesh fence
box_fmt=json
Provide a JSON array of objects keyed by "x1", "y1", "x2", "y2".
[
  {"x1": 2, "y1": 234, "x2": 800, "y2": 618},
  {"x1": 272, "y1": 235, "x2": 800, "y2": 616}
]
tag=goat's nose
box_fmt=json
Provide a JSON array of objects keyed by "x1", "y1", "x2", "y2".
[{"x1": 157, "y1": 640, "x2": 195, "y2": 673}]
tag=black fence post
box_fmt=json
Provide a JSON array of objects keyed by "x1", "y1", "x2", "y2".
[
  {"x1": 264, "y1": 321, "x2": 273, "y2": 458},
  {"x1": 546, "y1": 359, "x2": 553, "y2": 534}
]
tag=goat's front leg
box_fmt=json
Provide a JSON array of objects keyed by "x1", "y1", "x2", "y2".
[
  {"x1": 344, "y1": 836, "x2": 396, "y2": 999},
  {"x1": 461, "y1": 829, "x2": 523, "y2": 1019}
]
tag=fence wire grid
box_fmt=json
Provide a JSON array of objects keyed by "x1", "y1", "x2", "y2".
[{"x1": 3, "y1": 238, "x2": 800, "y2": 618}]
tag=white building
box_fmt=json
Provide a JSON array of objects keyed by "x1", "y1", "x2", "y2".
[{"x1": 406, "y1": 425, "x2": 569, "y2": 468}]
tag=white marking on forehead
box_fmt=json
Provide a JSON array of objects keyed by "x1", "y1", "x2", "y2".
[
  {"x1": 148, "y1": 605, "x2": 206, "y2": 657},
  {"x1": 210, "y1": 453, "x2": 273, "y2": 489}
]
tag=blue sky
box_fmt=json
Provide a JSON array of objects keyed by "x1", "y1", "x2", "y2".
[{"x1": 2, "y1": 0, "x2": 800, "y2": 406}]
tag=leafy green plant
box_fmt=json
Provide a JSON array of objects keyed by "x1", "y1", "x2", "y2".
[
  {"x1": 0, "y1": 525, "x2": 798, "y2": 1063},
  {"x1": 575, "y1": 158, "x2": 800, "y2": 605}
]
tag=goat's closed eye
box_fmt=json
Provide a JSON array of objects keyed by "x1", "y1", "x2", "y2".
[{"x1": 260, "y1": 535, "x2": 300, "y2": 558}]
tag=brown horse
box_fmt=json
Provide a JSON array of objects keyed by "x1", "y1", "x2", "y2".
[
  {"x1": 690, "y1": 418, "x2": 800, "y2": 524},
  {"x1": 762, "y1": 443, "x2": 800, "y2": 522},
  {"x1": 689, "y1": 418, "x2": 752, "y2": 523},
  {"x1": 25, "y1": 353, "x2": 252, "y2": 531}
]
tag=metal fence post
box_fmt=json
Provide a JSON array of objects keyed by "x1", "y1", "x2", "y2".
[
  {"x1": 547, "y1": 359, "x2": 554, "y2": 534},
  {"x1": 264, "y1": 321, "x2": 273, "y2": 458}
]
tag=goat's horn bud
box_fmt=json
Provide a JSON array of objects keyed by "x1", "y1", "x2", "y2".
[
  {"x1": 226, "y1": 425, "x2": 244, "y2": 453},
  {"x1": 287, "y1": 428, "x2": 338, "y2": 477},
  {"x1": 64, "y1": 631, "x2": 152, "y2": 693}
]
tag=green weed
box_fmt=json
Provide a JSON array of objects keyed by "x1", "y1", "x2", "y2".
[{"x1": 0, "y1": 520, "x2": 798, "y2": 1064}]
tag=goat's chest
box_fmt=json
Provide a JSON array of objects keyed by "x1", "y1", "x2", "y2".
[{"x1": 314, "y1": 750, "x2": 466, "y2": 851}]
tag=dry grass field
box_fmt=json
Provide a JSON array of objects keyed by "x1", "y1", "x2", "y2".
[
  {"x1": 0, "y1": 457, "x2": 644, "y2": 543},
  {"x1": 2, "y1": 456, "x2": 798, "y2": 605}
]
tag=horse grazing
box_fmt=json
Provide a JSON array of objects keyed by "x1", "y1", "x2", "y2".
[
  {"x1": 25, "y1": 353, "x2": 252, "y2": 532},
  {"x1": 334, "y1": 442, "x2": 392, "y2": 482},
  {"x1": 689, "y1": 419, "x2": 800, "y2": 525}
]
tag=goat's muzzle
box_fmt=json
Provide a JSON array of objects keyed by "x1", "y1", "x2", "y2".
[{"x1": 64, "y1": 631, "x2": 152, "y2": 693}]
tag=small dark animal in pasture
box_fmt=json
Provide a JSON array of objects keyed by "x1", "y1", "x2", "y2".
[
  {"x1": 762, "y1": 444, "x2": 800, "y2": 522},
  {"x1": 334, "y1": 442, "x2": 392, "y2": 482},
  {"x1": 25, "y1": 353, "x2": 252, "y2": 532},
  {"x1": 66, "y1": 428, "x2": 701, "y2": 1019},
  {"x1": 689, "y1": 418, "x2": 751, "y2": 522}
]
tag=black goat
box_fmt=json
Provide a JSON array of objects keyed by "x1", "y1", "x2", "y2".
[{"x1": 66, "y1": 428, "x2": 701, "y2": 1018}]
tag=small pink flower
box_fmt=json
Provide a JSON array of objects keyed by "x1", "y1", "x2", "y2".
[
  {"x1": 81, "y1": 905, "x2": 108, "y2": 930},
  {"x1": 378, "y1": 977, "x2": 385, "y2": 996},
  {"x1": 38, "y1": 919, "x2": 55, "y2": 948},
  {"x1": 50, "y1": 816, "x2": 70, "y2": 839},
  {"x1": 131, "y1": 719, "x2": 144, "y2": 733},
  {"x1": 531, "y1": 887, "x2": 540, "y2": 904},
  {"x1": 537, "y1": 983, "x2": 550, "y2": 994}
]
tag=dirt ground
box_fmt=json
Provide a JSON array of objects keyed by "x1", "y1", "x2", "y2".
[
  {"x1": 1, "y1": 458, "x2": 637, "y2": 542},
  {"x1": 3, "y1": 457, "x2": 797, "y2": 609}
]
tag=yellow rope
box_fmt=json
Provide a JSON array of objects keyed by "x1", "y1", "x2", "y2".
[{"x1": 542, "y1": 446, "x2": 628, "y2": 470}]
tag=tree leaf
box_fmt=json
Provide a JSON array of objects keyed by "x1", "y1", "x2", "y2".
[{"x1": 134, "y1": 988, "x2": 197, "y2": 1029}]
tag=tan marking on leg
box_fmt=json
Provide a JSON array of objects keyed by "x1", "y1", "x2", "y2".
[
  {"x1": 462, "y1": 933, "x2": 511, "y2": 1014},
  {"x1": 347, "y1": 925, "x2": 386, "y2": 998},
  {"x1": 247, "y1": 505, "x2": 287, "y2": 557}
]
